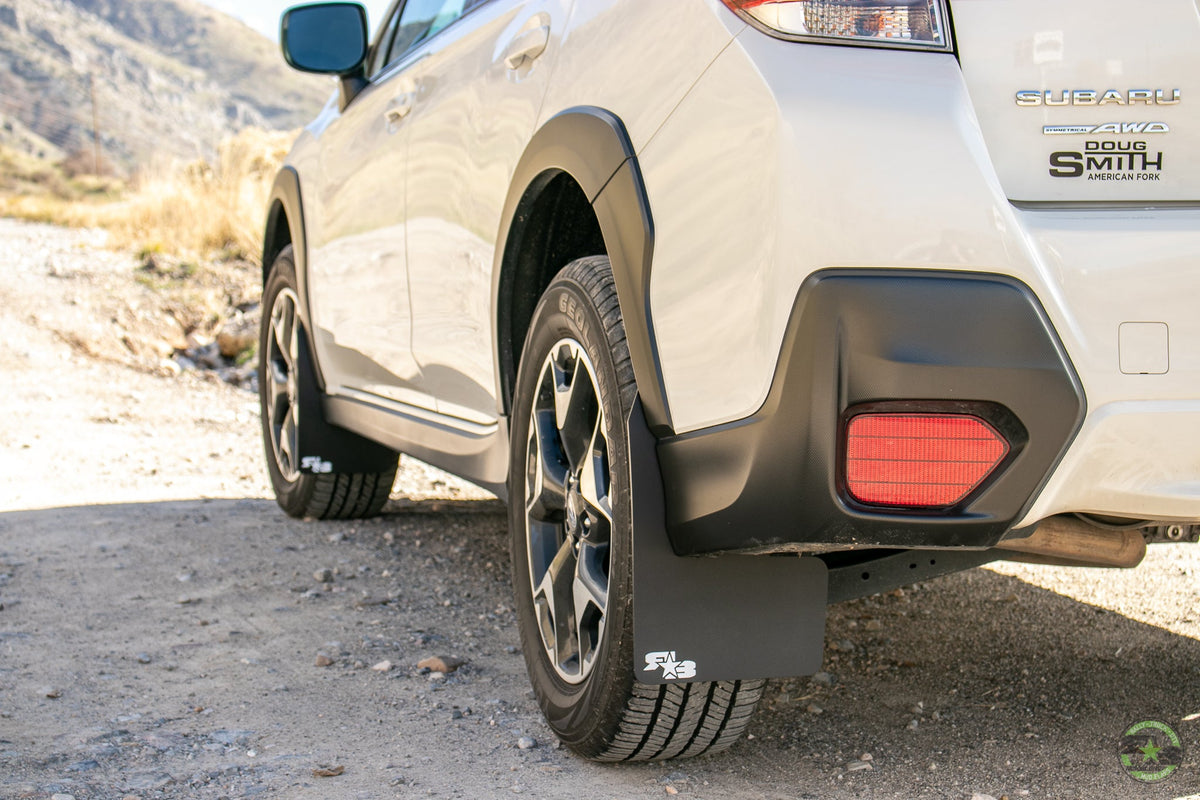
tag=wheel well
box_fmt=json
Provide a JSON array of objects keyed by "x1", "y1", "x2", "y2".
[
  {"x1": 262, "y1": 198, "x2": 292, "y2": 284},
  {"x1": 498, "y1": 170, "x2": 606, "y2": 413}
]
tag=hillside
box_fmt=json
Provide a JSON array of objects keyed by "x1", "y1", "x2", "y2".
[{"x1": 0, "y1": 0, "x2": 329, "y2": 171}]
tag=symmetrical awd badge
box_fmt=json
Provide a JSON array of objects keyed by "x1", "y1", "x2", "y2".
[{"x1": 1044, "y1": 122, "x2": 1169, "y2": 136}]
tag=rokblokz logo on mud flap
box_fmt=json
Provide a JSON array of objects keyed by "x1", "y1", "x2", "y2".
[
  {"x1": 643, "y1": 651, "x2": 697, "y2": 680},
  {"x1": 1049, "y1": 140, "x2": 1164, "y2": 181}
]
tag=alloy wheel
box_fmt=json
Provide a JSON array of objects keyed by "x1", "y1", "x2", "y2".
[
  {"x1": 265, "y1": 287, "x2": 302, "y2": 482},
  {"x1": 524, "y1": 339, "x2": 614, "y2": 685}
]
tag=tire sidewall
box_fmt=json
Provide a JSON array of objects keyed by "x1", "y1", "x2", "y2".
[{"x1": 509, "y1": 269, "x2": 636, "y2": 754}]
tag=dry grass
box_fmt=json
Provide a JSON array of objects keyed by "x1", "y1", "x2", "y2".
[
  {"x1": 0, "y1": 127, "x2": 293, "y2": 262},
  {"x1": 0, "y1": 145, "x2": 123, "y2": 203}
]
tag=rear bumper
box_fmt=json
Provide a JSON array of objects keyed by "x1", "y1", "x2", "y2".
[
  {"x1": 657, "y1": 269, "x2": 1084, "y2": 555},
  {"x1": 638, "y1": 20, "x2": 1200, "y2": 547},
  {"x1": 1019, "y1": 401, "x2": 1200, "y2": 526}
]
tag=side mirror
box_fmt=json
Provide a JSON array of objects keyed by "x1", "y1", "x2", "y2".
[{"x1": 281, "y1": 3, "x2": 368, "y2": 75}]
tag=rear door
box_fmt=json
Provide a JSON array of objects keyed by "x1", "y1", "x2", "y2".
[
  {"x1": 953, "y1": 0, "x2": 1199, "y2": 202},
  {"x1": 399, "y1": 0, "x2": 571, "y2": 425}
]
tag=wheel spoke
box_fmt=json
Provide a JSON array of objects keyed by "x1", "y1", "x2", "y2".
[
  {"x1": 550, "y1": 344, "x2": 577, "y2": 431},
  {"x1": 577, "y1": 412, "x2": 613, "y2": 532},
  {"x1": 287, "y1": 302, "x2": 300, "y2": 371},
  {"x1": 270, "y1": 395, "x2": 291, "y2": 464},
  {"x1": 553, "y1": 345, "x2": 599, "y2": 471},
  {"x1": 574, "y1": 543, "x2": 608, "y2": 619},
  {"x1": 268, "y1": 360, "x2": 289, "y2": 400},
  {"x1": 573, "y1": 541, "x2": 608, "y2": 671},
  {"x1": 268, "y1": 362, "x2": 289, "y2": 423},
  {"x1": 272, "y1": 299, "x2": 294, "y2": 372},
  {"x1": 525, "y1": 409, "x2": 567, "y2": 522},
  {"x1": 536, "y1": 536, "x2": 578, "y2": 671},
  {"x1": 278, "y1": 409, "x2": 298, "y2": 475}
]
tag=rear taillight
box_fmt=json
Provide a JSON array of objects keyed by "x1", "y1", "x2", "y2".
[
  {"x1": 720, "y1": 0, "x2": 953, "y2": 52},
  {"x1": 844, "y1": 413, "x2": 1010, "y2": 509}
]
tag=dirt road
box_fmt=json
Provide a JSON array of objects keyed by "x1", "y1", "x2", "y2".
[{"x1": 2, "y1": 218, "x2": 1199, "y2": 799}]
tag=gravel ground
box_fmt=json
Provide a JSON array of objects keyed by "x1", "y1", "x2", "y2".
[{"x1": 2, "y1": 217, "x2": 1199, "y2": 800}]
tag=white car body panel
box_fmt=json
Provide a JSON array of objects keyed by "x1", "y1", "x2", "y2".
[
  {"x1": 1013, "y1": 206, "x2": 1200, "y2": 525},
  {"x1": 301, "y1": 0, "x2": 571, "y2": 423},
  {"x1": 301, "y1": 80, "x2": 428, "y2": 408},
  {"x1": 538, "y1": 0, "x2": 742, "y2": 150},
  {"x1": 643, "y1": 35, "x2": 1013, "y2": 433}
]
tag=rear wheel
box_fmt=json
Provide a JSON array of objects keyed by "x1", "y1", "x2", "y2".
[
  {"x1": 259, "y1": 246, "x2": 396, "y2": 519},
  {"x1": 509, "y1": 256, "x2": 764, "y2": 761}
]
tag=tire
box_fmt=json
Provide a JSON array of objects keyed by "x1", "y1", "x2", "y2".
[
  {"x1": 508, "y1": 255, "x2": 765, "y2": 761},
  {"x1": 259, "y1": 245, "x2": 397, "y2": 520}
]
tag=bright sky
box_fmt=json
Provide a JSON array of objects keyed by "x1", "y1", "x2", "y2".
[{"x1": 194, "y1": 0, "x2": 393, "y2": 41}]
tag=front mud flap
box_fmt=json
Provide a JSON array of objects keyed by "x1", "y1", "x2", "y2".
[
  {"x1": 294, "y1": 330, "x2": 398, "y2": 475},
  {"x1": 628, "y1": 400, "x2": 827, "y2": 685}
]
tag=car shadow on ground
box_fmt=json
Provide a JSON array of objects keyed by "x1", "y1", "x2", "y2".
[
  {"x1": 747, "y1": 561, "x2": 1200, "y2": 799},
  {"x1": 0, "y1": 499, "x2": 1197, "y2": 799}
]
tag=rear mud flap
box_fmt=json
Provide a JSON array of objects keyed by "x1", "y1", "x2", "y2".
[{"x1": 628, "y1": 400, "x2": 827, "y2": 685}]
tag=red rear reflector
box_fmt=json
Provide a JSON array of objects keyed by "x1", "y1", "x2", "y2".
[{"x1": 845, "y1": 414, "x2": 1010, "y2": 509}]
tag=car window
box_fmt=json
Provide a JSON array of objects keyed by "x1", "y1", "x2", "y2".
[
  {"x1": 368, "y1": 4, "x2": 403, "y2": 78},
  {"x1": 391, "y1": 0, "x2": 465, "y2": 62},
  {"x1": 377, "y1": 0, "x2": 489, "y2": 72}
]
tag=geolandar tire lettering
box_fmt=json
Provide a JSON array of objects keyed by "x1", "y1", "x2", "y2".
[{"x1": 557, "y1": 291, "x2": 595, "y2": 354}]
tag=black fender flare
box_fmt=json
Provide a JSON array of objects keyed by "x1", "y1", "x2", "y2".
[
  {"x1": 264, "y1": 166, "x2": 306, "y2": 289},
  {"x1": 263, "y1": 166, "x2": 327, "y2": 390},
  {"x1": 494, "y1": 106, "x2": 673, "y2": 436}
]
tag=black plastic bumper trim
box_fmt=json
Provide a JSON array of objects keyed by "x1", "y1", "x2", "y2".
[{"x1": 657, "y1": 270, "x2": 1085, "y2": 555}]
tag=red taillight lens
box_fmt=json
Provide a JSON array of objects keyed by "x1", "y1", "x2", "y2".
[{"x1": 844, "y1": 414, "x2": 1010, "y2": 509}]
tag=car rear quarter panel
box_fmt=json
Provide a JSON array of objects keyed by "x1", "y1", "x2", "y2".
[
  {"x1": 639, "y1": 32, "x2": 1011, "y2": 434},
  {"x1": 537, "y1": 0, "x2": 743, "y2": 149}
]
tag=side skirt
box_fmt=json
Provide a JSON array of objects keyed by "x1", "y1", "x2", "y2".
[{"x1": 323, "y1": 393, "x2": 510, "y2": 499}]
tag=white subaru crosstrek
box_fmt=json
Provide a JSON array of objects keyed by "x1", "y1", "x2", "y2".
[{"x1": 260, "y1": 0, "x2": 1200, "y2": 761}]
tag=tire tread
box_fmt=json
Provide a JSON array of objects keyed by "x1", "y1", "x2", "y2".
[
  {"x1": 302, "y1": 470, "x2": 397, "y2": 521},
  {"x1": 594, "y1": 679, "x2": 766, "y2": 762}
]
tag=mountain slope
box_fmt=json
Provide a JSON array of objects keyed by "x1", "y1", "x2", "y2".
[
  {"x1": 67, "y1": 0, "x2": 327, "y2": 129},
  {"x1": 0, "y1": 0, "x2": 329, "y2": 171}
]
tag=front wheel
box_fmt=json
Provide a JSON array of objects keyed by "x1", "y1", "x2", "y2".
[
  {"x1": 258, "y1": 246, "x2": 397, "y2": 520},
  {"x1": 509, "y1": 256, "x2": 764, "y2": 761}
]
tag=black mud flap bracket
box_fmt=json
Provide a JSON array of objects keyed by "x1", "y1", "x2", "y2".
[
  {"x1": 295, "y1": 329, "x2": 399, "y2": 476},
  {"x1": 628, "y1": 401, "x2": 827, "y2": 685}
]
